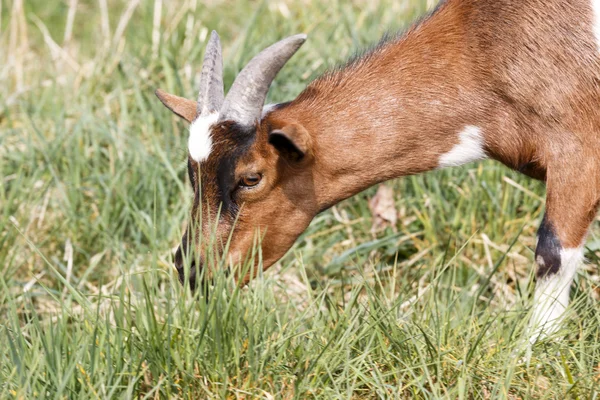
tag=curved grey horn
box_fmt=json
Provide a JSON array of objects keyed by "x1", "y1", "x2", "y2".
[
  {"x1": 197, "y1": 30, "x2": 224, "y2": 116},
  {"x1": 219, "y1": 34, "x2": 307, "y2": 125}
]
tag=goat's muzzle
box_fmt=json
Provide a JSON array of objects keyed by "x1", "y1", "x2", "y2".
[{"x1": 173, "y1": 244, "x2": 202, "y2": 292}]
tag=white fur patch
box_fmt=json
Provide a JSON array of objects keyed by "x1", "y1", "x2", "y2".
[
  {"x1": 262, "y1": 103, "x2": 278, "y2": 118},
  {"x1": 529, "y1": 247, "x2": 584, "y2": 343},
  {"x1": 438, "y1": 126, "x2": 486, "y2": 168},
  {"x1": 592, "y1": 0, "x2": 600, "y2": 51},
  {"x1": 188, "y1": 112, "x2": 218, "y2": 162}
]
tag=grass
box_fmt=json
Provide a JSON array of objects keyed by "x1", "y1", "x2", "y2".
[{"x1": 1, "y1": 0, "x2": 600, "y2": 398}]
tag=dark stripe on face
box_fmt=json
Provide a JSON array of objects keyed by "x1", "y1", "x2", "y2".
[
  {"x1": 187, "y1": 157, "x2": 195, "y2": 187},
  {"x1": 535, "y1": 214, "x2": 562, "y2": 278},
  {"x1": 188, "y1": 156, "x2": 202, "y2": 224},
  {"x1": 204, "y1": 122, "x2": 256, "y2": 219}
]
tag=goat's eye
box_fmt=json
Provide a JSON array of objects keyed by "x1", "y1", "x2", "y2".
[{"x1": 239, "y1": 174, "x2": 261, "y2": 188}]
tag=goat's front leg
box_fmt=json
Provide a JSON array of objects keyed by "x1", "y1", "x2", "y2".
[
  {"x1": 529, "y1": 215, "x2": 585, "y2": 341},
  {"x1": 529, "y1": 165, "x2": 599, "y2": 342}
]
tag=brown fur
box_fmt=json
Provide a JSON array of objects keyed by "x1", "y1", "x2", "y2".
[{"x1": 160, "y1": 0, "x2": 600, "y2": 284}]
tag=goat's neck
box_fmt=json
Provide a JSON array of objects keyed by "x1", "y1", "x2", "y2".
[{"x1": 283, "y1": 3, "x2": 490, "y2": 210}]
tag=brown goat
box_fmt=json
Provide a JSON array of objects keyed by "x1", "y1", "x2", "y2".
[{"x1": 156, "y1": 0, "x2": 600, "y2": 341}]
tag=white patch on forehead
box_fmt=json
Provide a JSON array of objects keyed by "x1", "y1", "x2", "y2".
[
  {"x1": 592, "y1": 0, "x2": 600, "y2": 51},
  {"x1": 438, "y1": 125, "x2": 486, "y2": 168},
  {"x1": 188, "y1": 112, "x2": 218, "y2": 162},
  {"x1": 262, "y1": 103, "x2": 278, "y2": 118}
]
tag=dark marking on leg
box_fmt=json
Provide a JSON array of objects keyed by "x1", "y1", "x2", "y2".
[{"x1": 535, "y1": 214, "x2": 562, "y2": 278}]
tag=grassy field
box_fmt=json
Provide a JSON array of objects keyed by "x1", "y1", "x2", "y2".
[{"x1": 2, "y1": 0, "x2": 600, "y2": 398}]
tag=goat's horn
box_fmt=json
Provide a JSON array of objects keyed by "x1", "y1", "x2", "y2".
[
  {"x1": 197, "y1": 31, "x2": 225, "y2": 116},
  {"x1": 219, "y1": 34, "x2": 307, "y2": 125}
]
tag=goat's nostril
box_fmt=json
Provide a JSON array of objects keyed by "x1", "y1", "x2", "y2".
[
  {"x1": 187, "y1": 258, "x2": 198, "y2": 291},
  {"x1": 174, "y1": 247, "x2": 184, "y2": 272}
]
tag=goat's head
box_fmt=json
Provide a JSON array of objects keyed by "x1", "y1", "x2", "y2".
[{"x1": 156, "y1": 32, "x2": 316, "y2": 289}]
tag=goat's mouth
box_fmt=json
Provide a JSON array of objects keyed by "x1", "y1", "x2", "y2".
[
  {"x1": 173, "y1": 249, "x2": 235, "y2": 294},
  {"x1": 173, "y1": 246, "x2": 202, "y2": 292}
]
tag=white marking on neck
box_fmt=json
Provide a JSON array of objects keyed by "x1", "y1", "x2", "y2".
[
  {"x1": 189, "y1": 112, "x2": 218, "y2": 162},
  {"x1": 592, "y1": 0, "x2": 600, "y2": 51},
  {"x1": 529, "y1": 247, "x2": 584, "y2": 343},
  {"x1": 438, "y1": 125, "x2": 486, "y2": 168}
]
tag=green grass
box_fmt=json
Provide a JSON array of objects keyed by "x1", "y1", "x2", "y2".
[{"x1": 2, "y1": 0, "x2": 600, "y2": 398}]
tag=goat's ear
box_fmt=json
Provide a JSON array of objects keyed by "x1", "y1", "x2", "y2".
[
  {"x1": 155, "y1": 89, "x2": 197, "y2": 123},
  {"x1": 268, "y1": 124, "x2": 311, "y2": 162}
]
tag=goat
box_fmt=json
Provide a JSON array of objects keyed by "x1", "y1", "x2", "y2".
[{"x1": 156, "y1": 0, "x2": 600, "y2": 341}]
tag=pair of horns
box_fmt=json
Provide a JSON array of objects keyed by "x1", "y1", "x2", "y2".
[{"x1": 196, "y1": 31, "x2": 306, "y2": 126}]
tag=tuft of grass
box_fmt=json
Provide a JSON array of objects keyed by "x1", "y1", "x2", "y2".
[{"x1": 1, "y1": 0, "x2": 600, "y2": 398}]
